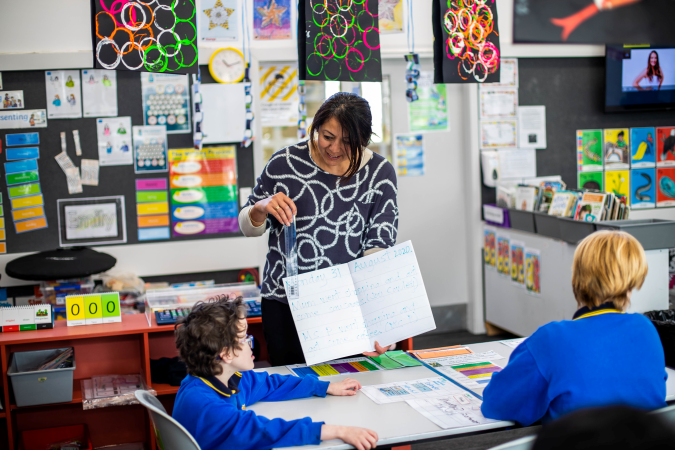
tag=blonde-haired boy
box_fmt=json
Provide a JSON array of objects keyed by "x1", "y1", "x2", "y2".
[{"x1": 481, "y1": 231, "x2": 667, "y2": 425}]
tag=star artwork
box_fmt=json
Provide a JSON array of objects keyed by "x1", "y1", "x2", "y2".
[
  {"x1": 379, "y1": 0, "x2": 399, "y2": 22},
  {"x1": 257, "y1": 0, "x2": 287, "y2": 28},
  {"x1": 204, "y1": 0, "x2": 234, "y2": 30}
]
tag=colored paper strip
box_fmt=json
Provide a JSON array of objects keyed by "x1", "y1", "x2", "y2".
[
  {"x1": 8, "y1": 183, "x2": 40, "y2": 199},
  {"x1": 136, "y1": 179, "x2": 168, "y2": 190},
  {"x1": 6, "y1": 132, "x2": 39, "y2": 146},
  {"x1": 12, "y1": 206, "x2": 45, "y2": 222},
  {"x1": 170, "y1": 158, "x2": 236, "y2": 175},
  {"x1": 170, "y1": 172, "x2": 237, "y2": 189},
  {"x1": 171, "y1": 186, "x2": 237, "y2": 204},
  {"x1": 137, "y1": 202, "x2": 169, "y2": 216},
  {"x1": 138, "y1": 215, "x2": 170, "y2": 228},
  {"x1": 358, "y1": 360, "x2": 380, "y2": 371},
  {"x1": 0, "y1": 229, "x2": 5, "y2": 240},
  {"x1": 11, "y1": 194, "x2": 44, "y2": 210},
  {"x1": 137, "y1": 191, "x2": 168, "y2": 203},
  {"x1": 15, "y1": 217, "x2": 48, "y2": 233},
  {"x1": 138, "y1": 227, "x2": 170, "y2": 241},
  {"x1": 5, "y1": 159, "x2": 38, "y2": 174},
  {"x1": 311, "y1": 364, "x2": 340, "y2": 377},
  {"x1": 0, "y1": 218, "x2": 4, "y2": 229},
  {"x1": 6, "y1": 147, "x2": 39, "y2": 161},
  {"x1": 7, "y1": 170, "x2": 39, "y2": 185},
  {"x1": 0, "y1": 243, "x2": 6, "y2": 253},
  {"x1": 171, "y1": 202, "x2": 238, "y2": 221}
]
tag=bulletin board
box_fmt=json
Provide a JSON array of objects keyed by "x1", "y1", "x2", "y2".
[
  {"x1": 0, "y1": 65, "x2": 255, "y2": 254},
  {"x1": 481, "y1": 57, "x2": 675, "y2": 205}
]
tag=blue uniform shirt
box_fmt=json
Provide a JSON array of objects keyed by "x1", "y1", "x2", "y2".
[
  {"x1": 481, "y1": 303, "x2": 667, "y2": 426},
  {"x1": 173, "y1": 370, "x2": 330, "y2": 450}
]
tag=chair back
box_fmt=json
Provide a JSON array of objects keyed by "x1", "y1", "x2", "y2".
[
  {"x1": 135, "y1": 390, "x2": 201, "y2": 450},
  {"x1": 651, "y1": 403, "x2": 675, "y2": 426},
  {"x1": 487, "y1": 435, "x2": 536, "y2": 450}
]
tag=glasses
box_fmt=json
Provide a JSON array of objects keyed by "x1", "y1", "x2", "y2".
[{"x1": 240, "y1": 334, "x2": 254, "y2": 349}]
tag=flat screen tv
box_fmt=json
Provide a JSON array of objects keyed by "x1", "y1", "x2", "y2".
[{"x1": 605, "y1": 45, "x2": 675, "y2": 112}]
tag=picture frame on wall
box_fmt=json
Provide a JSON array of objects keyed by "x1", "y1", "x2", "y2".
[{"x1": 57, "y1": 196, "x2": 127, "y2": 247}]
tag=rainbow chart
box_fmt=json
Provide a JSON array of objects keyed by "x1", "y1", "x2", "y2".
[{"x1": 450, "y1": 361, "x2": 501, "y2": 385}]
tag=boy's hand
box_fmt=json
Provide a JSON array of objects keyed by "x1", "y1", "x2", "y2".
[
  {"x1": 327, "y1": 377, "x2": 362, "y2": 396},
  {"x1": 363, "y1": 341, "x2": 396, "y2": 357},
  {"x1": 321, "y1": 425, "x2": 378, "y2": 450}
]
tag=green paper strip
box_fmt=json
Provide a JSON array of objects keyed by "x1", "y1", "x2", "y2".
[
  {"x1": 386, "y1": 351, "x2": 422, "y2": 367},
  {"x1": 137, "y1": 191, "x2": 168, "y2": 203},
  {"x1": 7, "y1": 170, "x2": 38, "y2": 185},
  {"x1": 9, "y1": 183, "x2": 40, "y2": 198},
  {"x1": 171, "y1": 186, "x2": 237, "y2": 204}
]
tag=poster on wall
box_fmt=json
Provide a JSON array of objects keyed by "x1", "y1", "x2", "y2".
[
  {"x1": 605, "y1": 170, "x2": 630, "y2": 200},
  {"x1": 298, "y1": 0, "x2": 382, "y2": 82},
  {"x1": 132, "y1": 125, "x2": 168, "y2": 174},
  {"x1": 0, "y1": 91, "x2": 24, "y2": 110},
  {"x1": 81, "y1": 69, "x2": 118, "y2": 117},
  {"x1": 57, "y1": 196, "x2": 127, "y2": 247},
  {"x1": 525, "y1": 248, "x2": 540, "y2": 295},
  {"x1": 510, "y1": 240, "x2": 525, "y2": 287},
  {"x1": 92, "y1": 0, "x2": 198, "y2": 74},
  {"x1": 631, "y1": 168, "x2": 656, "y2": 209},
  {"x1": 432, "y1": 0, "x2": 500, "y2": 83},
  {"x1": 657, "y1": 167, "x2": 675, "y2": 207},
  {"x1": 408, "y1": 72, "x2": 448, "y2": 132},
  {"x1": 379, "y1": 0, "x2": 404, "y2": 33},
  {"x1": 259, "y1": 62, "x2": 299, "y2": 126},
  {"x1": 604, "y1": 128, "x2": 630, "y2": 170},
  {"x1": 630, "y1": 127, "x2": 656, "y2": 168},
  {"x1": 0, "y1": 110, "x2": 47, "y2": 130},
  {"x1": 169, "y1": 147, "x2": 239, "y2": 236},
  {"x1": 657, "y1": 127, "x2": 675, "y2": 167},
  {"x1": 496, "y1": 233, "x2": 510, "y2": 277},
  {"x1": 578, "y1": 171, "x2": 603, "y2": 191},
  {"x1": 45, "y1": 71, "x2": 82, "y2": 119},
  {"x1": 483, "y1": 226, "x2": 496, "y2": 269},
  {"x1": 394, "y1": 134, "x2": 424, "y2": 177},
  {"x1": 141, "y1": 73, "x2": 191, "y2": 134},
  {"x1": 513, "y1": 0, "x2": 675, "y2": 44},
  {"x1": 96, "y1": 117, "x2": 133, "y2": 166},
  {"x1": 200, "y1": 0, "x2": 238, "y2": 41},
  {"x1": 254, "y1": 0, "x2": 292, "y2": 40}
]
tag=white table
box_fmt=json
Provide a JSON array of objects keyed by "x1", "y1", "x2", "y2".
[{"x1": 249, "y1": 340, "x2": 675, "y2": 449}]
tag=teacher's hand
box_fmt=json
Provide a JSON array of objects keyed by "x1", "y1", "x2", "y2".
[{"x1": 253, "y1": 192, "x2": 297, "y2": 227}]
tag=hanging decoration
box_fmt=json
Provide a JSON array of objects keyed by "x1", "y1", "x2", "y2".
[
  {"x1": 298, "y1": 0, "x2": 383, "y2": 82},
  {"x1": 298, "y1": 81, "x2": 307, "y2": 140},
  {"x1": 93, "y1": 0, "x2": 199, "y2": 74},
  {"x1": 432, "y1": 0, "x2": 501, "y2": 83},
  {"x1": 242, "y1": 0, "x2": 255, "y2": 148},
  {"x1": 404, "y1": 0, "x2": 419, "y2": 102},
  {"x1": 192, "y1": 69, "x2": 203, "y2": 149}
]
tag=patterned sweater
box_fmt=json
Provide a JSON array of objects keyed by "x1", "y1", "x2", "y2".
[{"x1": 241, "y1": 141, "x2": 398, "y2": 303}]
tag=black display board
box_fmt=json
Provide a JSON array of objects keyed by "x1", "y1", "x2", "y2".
[
  {"x1": 0, "y1": 65, "x2": 254, "y2": 254},
  {"x1": 481, "y1": 57, "x2": 675, "y2": 206}
]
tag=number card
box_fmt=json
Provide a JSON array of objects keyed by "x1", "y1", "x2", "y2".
[{"x1": 66, "y1": 293, "x2": 121, "y2": 326}]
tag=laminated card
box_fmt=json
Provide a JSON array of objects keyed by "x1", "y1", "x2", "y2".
[{"x1": 283, "y1": 241, "x2": 436, "y2": 365}]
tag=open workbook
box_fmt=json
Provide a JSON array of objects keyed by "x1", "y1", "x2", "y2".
[{"x1": 283, "y1": 241, "x2": 436, "y2": 365}]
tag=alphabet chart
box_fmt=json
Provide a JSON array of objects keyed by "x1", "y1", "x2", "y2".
[{"x1": 283, "y1": 241, "x2": 436, "y2": 365}]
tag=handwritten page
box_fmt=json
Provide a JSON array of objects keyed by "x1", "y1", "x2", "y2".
[{"x1": 284, "y1": 241, "x2": 436, "y2": 366}]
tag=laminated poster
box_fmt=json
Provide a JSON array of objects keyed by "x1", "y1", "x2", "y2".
[
  {"x1": 576, "y1": 129, "x2": 603, "y2": 173},
  {"x1": 630, "y1": 127, "x2": 656, "y2": 168},
  {"x1": 480, "y1": 120, "x2": 517, "y2": 149},
  {"x1": 254, "y1": 0, "x2": 292, "y2": 40},
  {"x1": 378, "y1": 0, "x2": 403, "y2": 33},
  {"x1": 605, "y1": 170, "x2": 630, "y2": 200},
  {"x1": 0, "y1": 91, "x2": 24, "y2": 110},
  {"x1": 479, "y1": 88, "x2": 518, "y2": 120},
  {"x1": 299, "y1": 0, "x2": 382, "y2": 82},
  {"x1": 657, "y1": 127, "x2": 675, "y2": 167},
  {"x1": 141, "y1": 73, "x2": 191, "y2": 134},
  {"x1": 483, "y1": 226, "x2": 496, "y2": 269},
  {"x1": 45, "y1": 71, "x2": 82, "y2": 119},
  {"x1": 510, "y1": 240, "x2": 525, "y2": 287},
  {"x1": 408, "y1": 72, "x2": 448, "y2": 132},
  {"x1": 259, "y1": 62, "x2": 299, "y2": 126},
  {"x1": 169, "y1": 147, "x2": 239, "y2": 237},
  {"x1": 657, "y1": 167, "x2": 675, "y2": 207},
  {"x1": 0, "y1": 110, "x2": 46, "y2": 130},
  {"x1": 136, "y1": 178, "x2": 170, "y2": 241},
  {"x1": 81, "y1": 69, "x2": 118, "y2": 117},
  {"x1": 631, "y1": 168, "x2": 656, "y2": 209},
  {"x1": 524, "y1": 248, "x2": 540, "y2": 295},
  {"x1": 578, "y1": 171, "x2": 603, "y2": 191},
  {"x1": 96, "y1": 117, "x2": 133, "y2": 167},
  {"x1": 132, "y1": 125, "x2": 168, "y2": 174},
  {"x1": 604, "y1": 128, "x2": 630, "y2": 170},
  {"x1": 394, "y1": 134, "x2": 424, "y2": 177},
  {"x1": 200, "y1": 0, "x2": 238, "y2": 41},
  {"x1": 496, "y1": 233, "x2": 510, "y2": 277}
]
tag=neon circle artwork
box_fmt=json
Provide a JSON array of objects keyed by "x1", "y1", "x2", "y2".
[
  {"x1": 93, "y1": 0, "x2": 198, "y2": 74},
  {"x1": 299, "y1": 0, "x2": 383, "y2": 82},
  {"x1": 434, "y1": 0, "x2": 501, "y2": 84}
]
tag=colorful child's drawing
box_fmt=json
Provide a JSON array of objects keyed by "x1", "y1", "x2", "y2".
[
  {"x1": 497, "y1": 234, "x2": 510, "y2": 276},
  {"x1": 379, "y1": 0, "x2": 404, "y2": 33},
  {"x1": 484, "y1": 228, "x2": 496, "y2": 268},
  {"x1": 631, "y1": 127, "x2": 656, "y2": 167},
  {"x1": 254, "y1": 0, "x2": 291, "y2": 40},
  {"x1": 656, "y1": 127, "x2": 675, "y2": 167},
  {"x1": 631, "y1": 168, "x2": 656, "y2": 209},
  {"x1": 510, "y1": 240, "x2": 525, "y2": 286},
  {"x1": 525, "y1": 248, "x2": 540, "y2": 295},
  {"x1": 604, "y1": 128, "x2": 630, "y2": 169},
  {"x1": 657, "y1": 167, "x2": 675, "y2": 207}
]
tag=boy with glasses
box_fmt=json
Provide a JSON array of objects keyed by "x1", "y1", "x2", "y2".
[{"x1": 173, "y1": 298, "x2": 378, "y2": 450}]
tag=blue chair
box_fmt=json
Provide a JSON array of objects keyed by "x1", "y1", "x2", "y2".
[{"x1": 135, "y1": 390, "x2": 201, "y2": 450}]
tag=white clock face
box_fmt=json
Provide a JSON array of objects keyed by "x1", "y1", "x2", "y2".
[{"x1": 211, "y1": 49, "x2": 245, "y2": 83}]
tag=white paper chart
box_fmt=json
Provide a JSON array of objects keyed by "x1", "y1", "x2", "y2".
[
  {"x1": 283, "y1": 241, "x2": 436, "y2": 365},
  {"x1": 361, "y1": 377, "x2": 464, "y2": 405},
  {"x1": 406, "y1": 394, "x2": 498, "y2": 429}
]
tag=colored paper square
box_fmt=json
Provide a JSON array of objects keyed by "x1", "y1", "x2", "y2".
[
  {"x1": 8, "y1": 183, "x2": 41, "y2": 199},
  {"x1": 136, "y1": 179, "x2": 168, "y2": 190},
  {"x1": 6, "y1": 132, "x2": 39, "y2": 146},
  {"x1": 137, "y1": 202, "x2": 169, "y2": 215},
  {"x1": 85, "y1": 295, "x2": 103, "y2": 324},
  {"x1": 12, "y1": 206, "x2": 45, "y2": 222},
  {"x1": 138, "y1": 215, "x2": 170, "y2": 228},
  {"x1": 66, "y1": 296, "x2": 86, "y2": 326},
  {"x1": 6, "y1": 147, "x2": 39, "y2": 161},
  {"x1": 15, "y1": 216, "x2": 48, "y2": 233},
  {"x1": 0, "y1": 218, "x2": 4, "y2": 229},
  {"x1": 0, "y1": 243, "x2": 6, "y2": 254},
  {"x1": 0, "y1": 230, "x2": 6, "y2": 241},
  {"x1": 11, "y1": 194, "x2": 43, "y2": 210},
  {"x1": 138, "y1": 227, "x2": 170, "y2": 241},
  {"x1": 6, "y1": 170, "x2": 39, "y2": 185},
  {"x1": 136, "y1": 191, "x2": 168, "y2": 203},
  {"x1": 102, "y1": 293, "x2": 122, "y2": 322}
]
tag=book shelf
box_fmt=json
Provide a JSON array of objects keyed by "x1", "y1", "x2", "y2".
[{"x1": 0, "y1": 314, "x2": 412, "y2": 449}]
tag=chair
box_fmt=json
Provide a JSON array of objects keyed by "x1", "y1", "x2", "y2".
[
  {"x1": 650, "y1": 403, "x2": 675, "y2": 426},
  {"x1": 487, "y1": 435, "x2": 536, "y2": 450},
  {"x1": 135, "y1": 390, "x2": 202, "y2": 450}
]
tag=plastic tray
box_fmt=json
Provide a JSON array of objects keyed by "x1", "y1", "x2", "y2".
[
  {"x1": 559, "y1": 218, "x2": 596, "y2": 245},
  {"x1": 595, "y1": 219, "x2": 675, "y2": 250},
  {"x1": 508, "y1": 209, "x2": 535, "y2": 233},
  {"x1": 8, "y1": 347, "x2": 75, "y2": 407},
  {"x1": 534, "y1": 212, "x2": 561, "y2": 240}
]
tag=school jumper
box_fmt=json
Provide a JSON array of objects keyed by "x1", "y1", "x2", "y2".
[
  {"x1": 173, "y1": 371, "x2": 329, "y2": 450},
  {"x1": 481, "y1": 303, "x2": 667, "y2": 426}
]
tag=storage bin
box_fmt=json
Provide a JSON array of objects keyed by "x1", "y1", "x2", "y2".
[
  {"x1": 644, "y1": 310, "x2": 675, "y2": 369},
  {"x1": 483, "y1": 204, "x2": 511, "y2": 228},
  {"x1": 595, "y1": 219, "x2": 675, "y2": 250},
  {"x1": 534, "y1": 212, "x2": 561, "y2": 239},
  {"x1": 508, "y1": 209, "x2": 535, "y2": 233},
  {"x1": 8, "y1": 347, "x2": 75, "y2": 407},
  {"x1": 20, "y1": 424, "x2": 91, "y2": 450},
  {"x1": 559, "y1": 218, "x2": 596, "y2": 244}
]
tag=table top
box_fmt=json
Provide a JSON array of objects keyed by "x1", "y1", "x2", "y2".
[{"x1": 249, "y1": 339, "x2": 675, "y2": 450}]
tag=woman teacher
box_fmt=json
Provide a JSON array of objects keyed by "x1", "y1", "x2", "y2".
[{"x1": 239, "y1": 93, "x2": 399, "y2": 366}]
